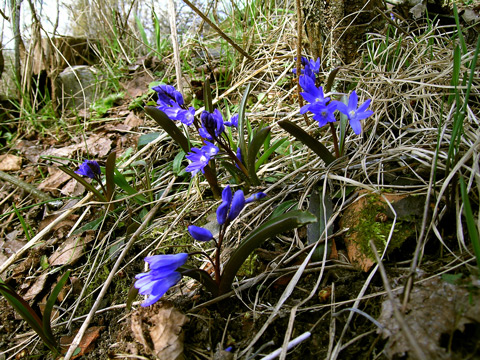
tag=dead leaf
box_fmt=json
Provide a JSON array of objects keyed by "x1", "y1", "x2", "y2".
[
  {"x1": 340, "y1": 190, "x2": 409, "y2": 272},
  {"x1": 61, "y1": 178, "x2": 86, "y2": 197},
  {"x1": 124, "y1": 112, "x2": 143, "y2": 128},
  {"x1": 41, "y1": 134, "x2": 113, "y2": 161},
  {"x1": 0, "y1": 154, "x2": 22, "y2": 171},
  {"x1": 60, "y1": 326, "x2": 104, "y2": 359},
  {"x1": 48, "y1": 231, "x2": 94, "y2": 266},
  {"x1": 24, "y1": 273, "x2": 48, "y2": 301},
  {"x1": 38, "y1": 167, "x2": 71, "y2": 193},
  {"x1": 377, "y1": 277, "x2": 480, "y2": 359},
  {"x1": 131, "y1": 302, "x2": 188, "y2": 360}
]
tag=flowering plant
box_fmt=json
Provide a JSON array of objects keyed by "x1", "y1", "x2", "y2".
[
  {"x1": 279, "y1": 57, "x2": 374, "y2": 163},
  {"x1": 133, "y1": 186, "x2": 316, "y2": 305},
  {"x1": 145, "y1": 80, "x2": 272, "y2": 198}
]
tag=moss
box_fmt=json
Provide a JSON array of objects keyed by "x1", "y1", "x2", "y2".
[{"x1": 349, "y1": 194, "x2": 414, "y2": 261}]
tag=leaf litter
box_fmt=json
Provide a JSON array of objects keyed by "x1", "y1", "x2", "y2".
[{"x1": 0, "y1": 2, "x2": 479, "y2": 359}]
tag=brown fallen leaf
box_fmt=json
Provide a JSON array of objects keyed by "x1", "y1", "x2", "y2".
[
  {"x1": 41, "y1": 134, "x2": 113, "y2": 161},
  {"x1": 124, "y1": 112, "x2": 143, "y2": 128},
  {"x1": 61, "y1": 178, "x2": 86, "y2": 197},
  {"x1": 340, "y1": 190, "x2": 410, "y2": 272},
  {"x1": 48, "y1": 231, "x2": 94, "y2": 266},
  {"x1": 377, "y1": 277, "x2": 480, "y2": 359},
  {"x1": 24, "y1": 273, "x2": 48, "y2": 301},
  {"x1": 0, "y1": 154, "x2": 22, "y2": 171},
  {"x1": 60, "y1": 326, "x2": 104, "y2": 359},
  {"x1": 131, "y1": 302, "x2": 188, "y2": 360},
  {"x1": 38, "y1": 167, "x2": 71, "y2": 193}
]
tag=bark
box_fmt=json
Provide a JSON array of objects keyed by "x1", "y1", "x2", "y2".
[{"x1": 303, "y1": 0, "x2": 385, "y2": 67}]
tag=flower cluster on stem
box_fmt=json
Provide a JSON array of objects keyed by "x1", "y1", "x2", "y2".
[
  {"x1": 293, "y1": 57, "x2": 374, "y2": 153},
  {"x1": 135, "y1": 186, "x2": 266, "y2": 306},
  {"x1": 152, "y1": 85, "x2": 246, "y2": 179}
]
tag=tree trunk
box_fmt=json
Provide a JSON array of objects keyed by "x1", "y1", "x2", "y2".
[{"x1": 303, "y1": 0, "x2": 385, "y2": 68}]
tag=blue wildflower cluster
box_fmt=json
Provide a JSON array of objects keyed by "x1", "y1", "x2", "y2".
[
  {"x1": 134, "y1": 253, "x2": 188, "y2": 307},
  {"x1": 75, "y1": 160, "x2": 101, "y2": 179},
  {"x1": 294, "y1": 57, "x2": 374, "y2": 135},
  {"x1": 135, "y1": 185, "x2": 266, "y2": 306},
  {"x1": 152, "y1": 85, "x2": 241, "y2": 177}
]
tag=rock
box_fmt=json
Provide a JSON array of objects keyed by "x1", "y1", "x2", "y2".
[{"x1": 56, "y1": 65, "x2": 102, "y2": 110}]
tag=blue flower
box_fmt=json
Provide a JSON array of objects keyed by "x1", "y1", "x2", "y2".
[
  {"x1": 293, "y1": 57, "x2": 320, "y2": 82},
  {"x1": 292, "y1": 56, "x2": 309, "y2": 75},
  {"x1": 135, "y1": 253, "x2": 188, "y2": 306},
  {"x1": 224, "y1": 114, "x2": 238, "y2": 127},
  {"x1": 200, "y1": 109, "x2": 225, "y2": 140},
  {"x1": 308, "y1": 102, "x2": 338, "y2": 128},
  {"x1": 75, "y1": 160, "x2": 101, "y2": 179},
  {"x1": 235, "y1": 147, "x2": 243, "y2": 169},
  {"x1": 188, "y1": 225, "x2": 214, "y2": 241},
  {"x1": 160, "y1": 103, "x2": 195, "y2": 126},
  {"x1": 245, "y1": 192, "x2": 267, "y2": 203},
  {"x1": 299, "y1": 76, "x2": 330, "y2": 114},
  {"x1": 215, "y1": 186, "x2": 254, "y2": 225},
  {"x1": 228, "y1": 189, "x2": 245, "y2": 221},
  {"x1": 335, "y1": 91, "x2": 374, "y2": 135},
  {"x1": 308, "y1": 58, "x2": 321, "y2": 73},
  {"x1": 185, "y1": 148, "x2": 210, "y2": 176},
  {"x1": 202, "y1": 141, "x2": 219, "y2": 157},
  {"x1": 216, "y1": 186, "x2": 233, "y2": 225},
  {"x1": 152, "y1": 84, "x2": 184, "y2": 106}
]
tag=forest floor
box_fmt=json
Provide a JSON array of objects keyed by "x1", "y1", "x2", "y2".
[{"x1": 0, "y1": 1, "x2": 480, "y2": 359}]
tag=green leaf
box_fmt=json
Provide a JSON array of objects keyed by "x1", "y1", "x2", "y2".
[
  {"x1": 219, "y1": 210, "x2": 317, "y2": 294},
  {"x1": 92, "y1": 92, "x2": 125, "y2": 117},
  {"x1": 256, "y1": 138, "x2": 287, "y2": 171},
  {"x1": 59, "y1": 165, "x2": 106, "y2": 202},
  {"x1": 278, "y1": 120, "x2": 336, "y2": 165},
  {"x1": 238, "y1": 84, "x2": 252, "y2": 168},
  {"x1": 459, "y1": 176, "x2": 480, "y2": 275},
  {"x1": 137, "y1": 132, "x2": 162, "y2": 149},
  {"x1": 145, "y1": 106, "x2": 190, "y2": 153},
  {"x1": 178, "y1": 266, "x2": 219, "y2": 296},
  {"x1": 134, "y1": 14, "x2": 150, "y2": 47},
  {"x1": 43, "y1": 271, "x2": 70, "y2": 347},
  {"x1": 172, "y1": 150, "x2": 186, "y2": 175},
  {"x1": 307, "y1": 185, "x2": 333, "y2": 261},
  {"x1": 324, "y1": 67, "x2": 340, "y2": 94},
  {"x1": 113, "y1": 170, "x2": 149, "y2": 204},
  {"x1": 73, "y1": 216, "x2": 104, "y2": 235},
  {"x1": 126, "y1": 283, "x2": 139, "y2": 311},
  {"x1": 0, "y1": 282, "x2": 58, "y2": 353},
  {"x1": 247, "y1": 126, "x2": 270, "y2": 185},
  {"x1": 269, "y1": 200, "x2": 297, "y2": 219}
]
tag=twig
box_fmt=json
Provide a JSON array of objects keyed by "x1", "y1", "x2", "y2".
[
  {"x1": 181, "y1": 0, "x2": 254, "y2": 62},
  {"x1": 63, "y1": 177, "x2": 176, "y2": 360},
  {"x1": 0, "y1": 170, "x2": 56, "y2": 204},
  {"x1": 168, "y1": 0, "x2": 183, "y2": 93}
]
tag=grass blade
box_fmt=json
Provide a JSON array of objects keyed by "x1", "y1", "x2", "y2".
[
  {"x1": 238, "y1": 84, "x2": 252, "y2": 166},
  {"x1": 247, "y1": 126, "x2": 270, "y2": 185},
  {"x1": 278, "y1": 120, "x2": 336, "y2": 165},
  {"x1": 42, "y1": 270, "x2": 70, "y2": 347},
  {"x1": 459, "y1": 177, "x2": 480, "y2": 275}
]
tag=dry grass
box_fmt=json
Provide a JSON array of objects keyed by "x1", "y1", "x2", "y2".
[{"x1": 1, "y1": 0, "x2": 479, "y2": 358}]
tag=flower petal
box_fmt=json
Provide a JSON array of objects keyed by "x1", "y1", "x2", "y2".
[
  {"x1": 188, "y1": 225, "x2": 214, "y2": 242},
  {"x1": 228, "y1": 190, "x2": 245, "y2": 221}
]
